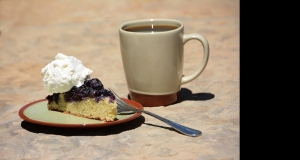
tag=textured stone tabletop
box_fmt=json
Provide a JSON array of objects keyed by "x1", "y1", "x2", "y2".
[{"x1": 0, "y1": 0, "x2": 240, "y2": 159}]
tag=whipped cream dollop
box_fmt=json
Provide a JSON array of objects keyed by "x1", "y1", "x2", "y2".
[{"x1": 41, "y1": 53, "x2": 93, "y2": 93}]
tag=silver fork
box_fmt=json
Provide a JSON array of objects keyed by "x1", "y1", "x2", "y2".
[{"x1": 108, "y1": 88, "x2": 202, "y2": 137}]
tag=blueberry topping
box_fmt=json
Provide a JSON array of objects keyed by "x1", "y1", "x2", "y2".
[
  {"x1": 46, "y1": 93, "x2": 60, "y2": 104},
  {"x1": 46, "y1": 78, "x2": 115, "y2": 103}
]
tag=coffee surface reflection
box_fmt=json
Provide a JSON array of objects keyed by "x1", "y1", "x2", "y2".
[{"x1": 124, "y1": 25, "x2": 178, "y2": 33}]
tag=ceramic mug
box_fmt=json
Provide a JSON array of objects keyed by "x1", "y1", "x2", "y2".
[{"x1": 119, "y1": 19, "x2": 209, "y2": 107}]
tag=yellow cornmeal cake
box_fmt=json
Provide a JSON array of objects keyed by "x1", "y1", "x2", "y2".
[
  {"x1": 46, "y1": 78, "x2": 117, "y2": 122},
  {"x1": 48, "y1": 94, "x2": 117, "y2": 121}
]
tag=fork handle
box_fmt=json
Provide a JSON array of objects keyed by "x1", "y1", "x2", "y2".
[{"x1": 140, "y1": 110, "x2": 202, "y2": 137}]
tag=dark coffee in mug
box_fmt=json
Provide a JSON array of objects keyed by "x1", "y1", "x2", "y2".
[{"x1": 124, "y1": 25, "x2": 178, "y2": 33}]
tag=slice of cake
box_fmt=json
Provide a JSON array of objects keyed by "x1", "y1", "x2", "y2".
[
  {"x1": 46, "y1": 78, "x2": 117, "y2": 121},
  {"x1": 41, "y1": 53, "x2": 117, "y2": 122}
]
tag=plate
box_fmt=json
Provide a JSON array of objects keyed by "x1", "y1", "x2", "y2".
[{"x1": 19, "y1": 98, "x2": 143, "y2": 128}]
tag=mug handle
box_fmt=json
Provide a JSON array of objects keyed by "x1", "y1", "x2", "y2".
[{"x1": 181, "y1": 33, "x2": 210, "y2": 85}]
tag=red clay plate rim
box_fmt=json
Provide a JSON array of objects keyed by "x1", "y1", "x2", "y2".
[{"x1": 18, "y1": 98, "x2": 143, "y2": 128}]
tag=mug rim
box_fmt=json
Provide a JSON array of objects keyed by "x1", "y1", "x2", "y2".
[{"x1": 119, "y1": 19, "x2": 183, "y2": 34}]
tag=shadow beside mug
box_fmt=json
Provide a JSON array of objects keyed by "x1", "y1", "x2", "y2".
[
  {"x1": 175, "y1": 88, "x2": 215, "y2": 103},
  {"x1": 127, "y1": 87, "x2": 214, "y2": 106}
]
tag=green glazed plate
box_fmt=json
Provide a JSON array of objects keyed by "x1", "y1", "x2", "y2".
[{"x1": 19, "y1": 98, "x2": 143, "y2": 128}]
